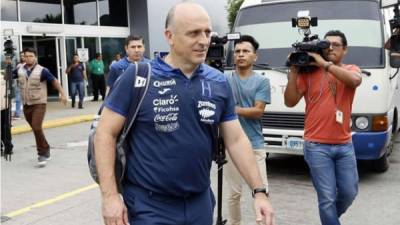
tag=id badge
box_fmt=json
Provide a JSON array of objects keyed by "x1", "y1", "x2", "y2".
[{"x1": 336, "y1": 110, "x2": 343, "y2": 124}]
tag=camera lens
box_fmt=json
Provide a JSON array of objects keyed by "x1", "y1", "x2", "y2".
[{"x1": 289, "y1": 52, "x2": 310, "y2": 66}]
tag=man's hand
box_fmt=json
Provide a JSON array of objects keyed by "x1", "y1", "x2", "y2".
[
  {"x1": 59, "y1": 94, "x2": 67, "y2": 106},
  {"x1": 102, "y1": 194, "x2": 129, "y2": 225},
  {"x1": 254, "y1": 193, "x2": 275, "y2": 225},
  {"x1": 307, "y1": 52, "x2": 327, "y2": 68}
]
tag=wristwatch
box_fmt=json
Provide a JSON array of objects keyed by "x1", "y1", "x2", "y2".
[{"x1": 252, "y1": 187, "x2": 269, "y2": 198}]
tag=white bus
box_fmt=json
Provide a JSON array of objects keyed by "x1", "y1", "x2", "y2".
[{"x1": 228, "y1": 0, "x2": 400, "y2": 172}]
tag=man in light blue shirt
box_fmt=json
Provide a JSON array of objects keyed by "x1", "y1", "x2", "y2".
[{"x1": 225, "y1": 35, "x2": 271, "y2": 225}]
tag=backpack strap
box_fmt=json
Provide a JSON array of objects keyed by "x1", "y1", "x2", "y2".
[{"x1": 118, "y1": 62, "x2": 151, "y2": 142}]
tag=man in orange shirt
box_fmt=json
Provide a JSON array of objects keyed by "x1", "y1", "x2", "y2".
[{"x1": 284, "y1": 30, "x2": 362, "y2": 225}]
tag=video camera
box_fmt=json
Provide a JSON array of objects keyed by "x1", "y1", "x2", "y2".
[
  {"x1": 288, "y1": 10, "x2": 330, "y2": 67},
  {"x1": 3, "y1": 38, "x2": 16, "y2": 59},
  {"x1": 206, "y1": 32, "x2": 240, "y2": 71}
]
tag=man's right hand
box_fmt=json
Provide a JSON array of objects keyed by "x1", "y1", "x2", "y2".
[{"x1": 102, "y1": 194, "x2": 129, "y2": 225}]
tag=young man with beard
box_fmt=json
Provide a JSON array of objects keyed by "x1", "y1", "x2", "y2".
[{"x1": 225, "y1": 35, "x2": 271, "y2": 225}]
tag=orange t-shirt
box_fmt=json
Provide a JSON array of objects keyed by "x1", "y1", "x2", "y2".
[{"x1": 297, "y1": 65, "x2": 360, "y2": 144}]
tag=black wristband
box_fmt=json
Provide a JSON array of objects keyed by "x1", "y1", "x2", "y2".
[{"x1": 252, "y1": 187, "x2": 269, "y2": 198}]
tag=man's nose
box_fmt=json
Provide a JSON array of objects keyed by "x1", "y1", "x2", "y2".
[{"x1": 198, "y1": 32, "x2": 210, "y2": 45}]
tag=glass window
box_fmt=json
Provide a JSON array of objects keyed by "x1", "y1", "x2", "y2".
[
  {"x1": 20, "y1": 0, "x2": 62, "y2": 23},
  {"x1": 101, "y1": 37, "x2": 125, "y2": 72},
  {"x1": 99, "y1": 0, "x2": 128, "y2": 27},
  {"x1": 64, "y1": 0, "x2": 98, "y2": 25},
  {"x1": 84, "y1": 37, "x2": 99, "y2": 62},
  {"x1": 66, "y1": 37, "x2": 83, "y2": 65},
  {"x1": 1, "y1": 0, "x2": 18, "y2": 21},
  {"x1": 231, "y1": 0, "x2": 383, "y2": 68}
]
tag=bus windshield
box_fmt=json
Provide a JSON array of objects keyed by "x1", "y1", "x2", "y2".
[{"x1": 230, "y1": 0, "x2": 384, "y2": 68}]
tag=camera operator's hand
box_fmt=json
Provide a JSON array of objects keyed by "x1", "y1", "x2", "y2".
[{"x1": 307, "y1": 52, "x2": 327, "y2": 68}]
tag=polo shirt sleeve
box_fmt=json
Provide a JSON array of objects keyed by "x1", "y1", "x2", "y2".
[
  {"x1": 345, "y1": 64, "x2": 361, "y2": 73},
  {"x1": 41, "y1": 68, "x2": 56, "y2": 83},
  {"x1": 104, "y1": 64, "x2": 136, "y2": 118},
  {"x1": 255, "y1": 76, "x2": 271, "y2": 104},
  {"x1": 107, "y1": 64, "x2": 118, "y2": 87},
  {"x1": 220, "y1": 80, "x2": 238, "y2": 122}
]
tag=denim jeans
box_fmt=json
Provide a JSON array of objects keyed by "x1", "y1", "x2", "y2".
[
  {"x1": 70, "y1": 81, "x2": 85, "y2": 103},
  {"x1": 304, "y1": 141, "x2": 359, "y2": 225},
  {"x1": 14, "y1": 82, "x2": 21, "y2": 117}
]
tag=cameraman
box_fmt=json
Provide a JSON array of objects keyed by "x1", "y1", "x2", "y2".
[{"x1": 284, "y1": 30, "x2": 362, "y2": 225}]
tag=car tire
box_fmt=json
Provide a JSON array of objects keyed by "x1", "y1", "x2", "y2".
[{"x1": 371, "y1": 152, "x2": 389, "y2": 173}]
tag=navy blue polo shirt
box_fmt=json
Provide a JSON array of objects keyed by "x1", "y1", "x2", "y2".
[
  {"x1": 13, "y1": 64, "x2": 56, "y2": 83},
  {"x1": 68, "y1": 63, "x2": 85, "y2": 82},
  {"x1": 105, "y1": 57, "x2": 237, "y2": 197},
  {"x1": 107, "y1": 56, "x2": 151, "y2": 88}
]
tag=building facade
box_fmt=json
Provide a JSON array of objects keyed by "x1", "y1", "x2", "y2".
[{"x1": 1, "y1": 0, "x2": 228, "y2": 97}]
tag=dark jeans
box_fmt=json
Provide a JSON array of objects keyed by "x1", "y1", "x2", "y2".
[
  {"x1": 23, "y1": 104, "x2": 49, "y2": 156},
  {"x1": 91, "y1": 74, "x2": 105, "y2": 100},
  {"x1": 1, "y1": 108, "x2": 13, "y2": 154}
]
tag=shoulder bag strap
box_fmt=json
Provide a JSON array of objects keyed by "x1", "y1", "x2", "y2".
[{"x1": 119, "y1": 62, "x2": 151, "y2": 141}]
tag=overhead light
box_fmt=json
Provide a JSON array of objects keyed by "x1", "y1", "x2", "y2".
[{"x1": 3, "y1": 29, "x2": 14, "y2": 36}]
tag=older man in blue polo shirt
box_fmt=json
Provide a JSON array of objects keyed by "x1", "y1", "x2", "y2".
[
  {"x1": 94, "y1": 2, "x2": 275, "y2": 225},
  {"x1": 106, "y1": 35, "x2": 150, "y2": 91}
]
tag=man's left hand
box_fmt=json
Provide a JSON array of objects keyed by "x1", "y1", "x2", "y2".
[
  {"x1": 307, "y1": 52, "x2": 327, "y2": 68},
  {"x1": 254, "y1": 193, "x2": 275, "y2": 225},
  {"x1": 59, "y1": 94, "x2": 67, "y2": 106}
]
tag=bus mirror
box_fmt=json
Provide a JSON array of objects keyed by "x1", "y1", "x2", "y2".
[
  {"x1": 381, "y1": 0, "x2": 400, "y2": 8},
  {"x1": 390, "y1": 51, "x2": 400, "y2": 68}
]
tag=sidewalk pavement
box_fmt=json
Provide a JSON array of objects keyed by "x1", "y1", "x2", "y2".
[{"x1": 11, "y1": 100, "x2": 103, "y2": 135}]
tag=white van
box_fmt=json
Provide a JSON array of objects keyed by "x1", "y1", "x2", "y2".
[{"x1": 228, "y1": 0, "x2": 400, "y2": 172}]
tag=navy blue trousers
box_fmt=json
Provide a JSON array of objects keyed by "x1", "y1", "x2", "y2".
[{"x1": 123, "y1": 184, "x2": 215, "y2": 225}]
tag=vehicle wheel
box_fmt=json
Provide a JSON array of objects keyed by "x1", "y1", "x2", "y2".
[{"x1": 371, "y1": 152, "x2": 389, "y2": 173}]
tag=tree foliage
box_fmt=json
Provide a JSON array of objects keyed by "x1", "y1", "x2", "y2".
[{"x1": 226, "y1": 0, "x2": 244, "y2": 31}]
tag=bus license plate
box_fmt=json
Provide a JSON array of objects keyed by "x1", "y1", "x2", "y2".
[{"x1": 286, "y1": 137, "x2": 304, "y2": 151}]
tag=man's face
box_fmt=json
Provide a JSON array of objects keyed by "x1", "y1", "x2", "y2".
[
  {"x1": 165, "y1": 10, "x2": 211, "y2": 66},
  {"x1": 323, "y1": 36, "x2": 347, "y2": 64},
  {"x1": 126, "y1": 40, "x2": 145, "y2": 62},
  {"x1": 24, "y1": 52, "x2": 36, "y2": 66},
  {"x1": 73, "y1": 55, "x2": 79, "y2": 63},
  {"x1": 234, "y1": 41, "x2": 257, "y2": 69}
]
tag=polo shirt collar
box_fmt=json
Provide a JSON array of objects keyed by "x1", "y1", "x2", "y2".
[{"x1": 153, "y1": 56, "x2": 204, "y2": 78}]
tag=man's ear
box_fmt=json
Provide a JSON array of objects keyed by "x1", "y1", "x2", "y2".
[
  {"x1": 343, "y1": 46, "x2": 348, "y2": 55},
  {"x1": 164, "y1": 29, "x2": 174, "y2": 46}
]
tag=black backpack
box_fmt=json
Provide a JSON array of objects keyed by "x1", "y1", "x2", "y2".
[{"x1": 87, "y1": 62, "x2": 151, "y2": 192}]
